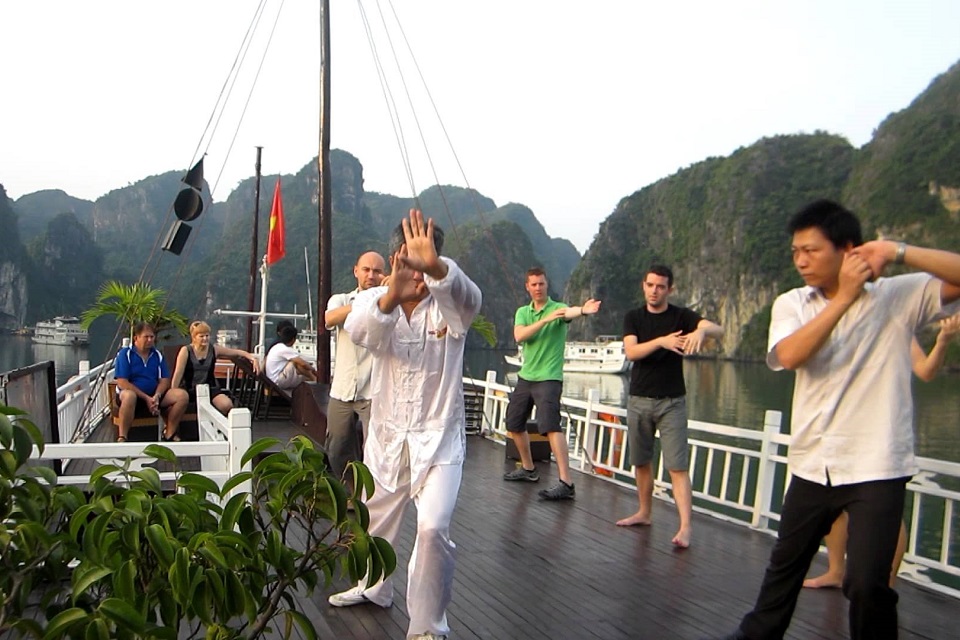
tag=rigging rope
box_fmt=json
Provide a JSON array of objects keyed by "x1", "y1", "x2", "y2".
[
  {"x1": 74, "y1": 0, "x2": 279, "y2": 438},
  {"x1": 354, "y1": 0, "x2": 566, "y2": 436}
]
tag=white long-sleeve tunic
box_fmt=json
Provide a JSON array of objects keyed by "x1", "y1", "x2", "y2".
[{"x1": 344, "y1": 257, "x2": 482, "y2": 493}]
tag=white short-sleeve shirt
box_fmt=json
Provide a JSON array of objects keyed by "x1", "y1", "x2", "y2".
[
  {"x1": 767, "y1": 273, "x2": 942, "y2": 486},
  {"x1": 265, "y1": 343, "x2": 302, "y2": 384}
]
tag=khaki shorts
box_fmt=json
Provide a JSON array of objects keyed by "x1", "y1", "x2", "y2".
[{"x1": 626, "y1": 395, "x2": 689, "y2": 470}]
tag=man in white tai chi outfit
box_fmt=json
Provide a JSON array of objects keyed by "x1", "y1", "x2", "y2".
[{"x1": 327, "y1": 209, "x2": 482, "y2": 640}]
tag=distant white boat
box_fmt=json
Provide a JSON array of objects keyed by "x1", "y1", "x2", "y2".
[
  {"x1": 216, "y1": 329, "x2": 241, "y2": 348},
  {"x1": 505, "y1": 335, "x2": 629, "y2": 374},
  {"x1": 293, "y1": 328, "x2": 336, "y2": 370},
  {"x1": 32, "y1": 316, "x2": 89, "y2": 346}
]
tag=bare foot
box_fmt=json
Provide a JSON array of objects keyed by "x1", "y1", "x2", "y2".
[
  {"x1": 803, "y1": 572, "x2": 843, "y2": 589},
  {"x1": 616, "y1": 511, "x2": 652, "y2": 527},
  {"x1": 672, "y1": 528, "x2": 691, "y2": 549}
]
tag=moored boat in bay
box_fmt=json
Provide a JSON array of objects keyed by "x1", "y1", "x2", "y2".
[
  {"x1": 505, "y1": 335, "x2": 629, "y2": 374},
  {"x1": 31, "y1": 316, "x2": 89, "y2": 346}
]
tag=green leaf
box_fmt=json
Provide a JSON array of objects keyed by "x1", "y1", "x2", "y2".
[
  {"x1": 218, "y1": 493, "x2": 247, "y2": 532},
  {"x1": 157, "y1": 589, "x2": 178, "y2": 628},
  {"x1": 120, "y1": 522, "x2": 141, "y2": 556},
  {"x1": 12, "y1": 424, "x2": 35, "y2": 467},
  {"x1": 470, "y1": 313, "x2": 498, "y2": 347},
  {"x1": 11, "y1": 618, "x2": 44, "y2": 639},
  {"x1": 113, "y1": 560, "x2": 137, "y2": 603},
  {"x1": 219, "y1": 471, "x2": 252, "y2": 497},
  {"x1": 241, "y1": 438, "x2": 281, "y2": 467},
  {"x1": 204, "y1": 568, "x2": 226, "y2": 613},
  {"x1": 0, "y1": 411, "x2": 13, "y2": 447},
  {"x1": 178, "y1": 473, "x2": 220, "y2": 496},
  {"x1": 169, "y1": 548, "x2": 191, "y2": 604},
  {"x1": 372, "y1": 536, "x2": 397, "y2": 580},
  {"x1": 283, "y1": 610, "x2": 318, "y2": 640},
  {"x1": 224, "y1": 570, "x2": 246, "y2": 618},
  {"x1": 348, "y1": 461, "x2": 375, "y2": 504},
  {"x1": 197, "y1": 543, "x2": 229, "y2": 571},
  {"x1": 145, "y1": 524, "x2": 176, "y2": 567},
  {"x1": 43, "y1": 607, "x2": 89, "y2": 639},
  {"x1": 98, "y1": 597, "x2": 147, "y2": 636},
  {"x1": 30, "y1": 464, "x2": 59, "y2": 485},
  {"x1": 72, "y1": 566, "x2": 113, "y2": 603},
  {"x1": 89, "y1": 464, "x2": 122, "y2": 484},
  {"x1": 83, "y1": 619, "x2": 110, "y2": 640},
  {"x1": 69, "y1": 504, "x2": 96, "y2": 540},
  {"x1": 194, "y1": 582, "x2": 213, "y2": 626},
  {"x1": 129, "y1": 466, "x2": 163, "y2": 493},
  {"x1": 143, "y1": 443, "x2": 176, "y2": 463}
]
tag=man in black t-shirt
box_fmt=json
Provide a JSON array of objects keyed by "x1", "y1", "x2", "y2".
[{"x1": 617, "y1": 264, "x2": 722, "y2": 548}]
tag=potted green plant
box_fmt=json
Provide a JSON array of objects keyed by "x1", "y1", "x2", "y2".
[{"x1": 0, "y1": 403, "x2": 395, "y2": 639}]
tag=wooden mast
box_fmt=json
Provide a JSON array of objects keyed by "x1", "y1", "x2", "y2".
[
  {"x1": 245, "y1": 146, "x2": 263, "y2": 353},
  {"x1": 316, "y1": 0, "x2": 332, "y2": 384}
]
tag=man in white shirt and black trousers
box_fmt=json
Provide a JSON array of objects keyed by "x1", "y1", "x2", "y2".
[
  {"x1": 327, "y1": 209, "x2": 482, "y2": 640},
  {"x1": 714, "y1": 199, "x2": 960, "y2": 640}
]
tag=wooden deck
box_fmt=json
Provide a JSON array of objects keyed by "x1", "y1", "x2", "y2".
[
  {"x1": 70, "y1": 418, "x2": 956, "y2": 639},
  {"x1": 280, "y1": 435, "x2": 953, "y2": 640}
]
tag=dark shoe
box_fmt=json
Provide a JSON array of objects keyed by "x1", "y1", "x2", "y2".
[
  {"x1": 538, "y1": 480, "x2": 575, "y2": 500},
  {"x1": 161, "y1": 431, "x2": 181, "y2": 442},
  {"x1": 503, "y1": 466, "x2": 540, "y2": 482}
]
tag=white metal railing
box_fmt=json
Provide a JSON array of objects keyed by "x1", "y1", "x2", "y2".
[
  {"x1": 56, "y1": 359, "x2": 113, "y2": 445},
  {"x1": 467, "y1": 370, "x2": 960, "y2": 599},
  {"x1": 35, "y1": 385, "x2": 252, "y2": 501}
]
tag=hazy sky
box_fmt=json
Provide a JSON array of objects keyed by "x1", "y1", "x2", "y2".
[{"x1": 3, "y1": 1, "x2": 959, "y2": 253}]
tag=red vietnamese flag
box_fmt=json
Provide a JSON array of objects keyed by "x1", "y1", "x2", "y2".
[{"x1": 266, "y1": 178, "x2": 286, "y2": 265}]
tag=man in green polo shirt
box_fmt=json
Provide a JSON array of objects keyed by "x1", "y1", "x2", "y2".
[{"x1": 503, "y1": 267, "x2": 601, "y2": 500}]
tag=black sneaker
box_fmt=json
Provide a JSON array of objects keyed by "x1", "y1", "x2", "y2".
[
  {"x1": 538, "y1": 480, "x2": 575, "y2": 500},
  {"x1": 503, "y1": 466, "x2": 540, "y2": 482}
]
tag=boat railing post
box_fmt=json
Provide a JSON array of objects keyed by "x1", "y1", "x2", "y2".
[
  {"x1": 483, "y1": 370, "x2": 498, "y2": 437},
  {"x1": 752, "y1": 410, "x2": 783, "y2": 530},
  {"x1": 78, "y1": 360, "x2": 90, "y2": 376},
  {"x1": 226, "y1": 407, "x2": 253, "y2": 502},
  {"x1": 581, "y1": 388, "x2": 600, "y2": 472}
]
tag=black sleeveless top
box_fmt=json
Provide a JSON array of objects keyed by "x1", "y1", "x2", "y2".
[{"x1": 181, "y1": 345, "x2": 220, "y2": 392}]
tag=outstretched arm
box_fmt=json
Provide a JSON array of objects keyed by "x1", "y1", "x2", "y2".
[
  {"x1": 563, "y1": 299, "x2": 601, "y2": 320},
  {"x1": 216, "y1": 346, "x2": 260, "y2": 374},
  {"x1": 912, "y1": 314, "x2": 960, "y2": 381}
]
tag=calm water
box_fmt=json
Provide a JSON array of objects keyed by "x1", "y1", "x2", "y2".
[
  {"x1": 465, "y1": 349, "x2": 960, "y2": 463},
  {"x1": 0, "y1": 329, "x2": 123, "y2": 387}
]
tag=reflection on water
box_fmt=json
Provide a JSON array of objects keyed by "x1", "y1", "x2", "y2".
[
  {"x1": 464, "y1": 349, "x2": 960, "y2": 463},
  {"x1": 506, "y1": 370, "x2": 629, "y2": 405},
  {"x1": 0, "y1": 330, "x2": 123, "y2": 387}
]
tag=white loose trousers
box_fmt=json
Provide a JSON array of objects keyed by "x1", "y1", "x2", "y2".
[{"x1": 355, "y1": 444, "x2": 462, "y2": 639}]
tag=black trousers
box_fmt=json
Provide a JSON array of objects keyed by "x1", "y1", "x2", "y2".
[{"x1": 738, "y1": 475, "x2": 907, "y2": 640}]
